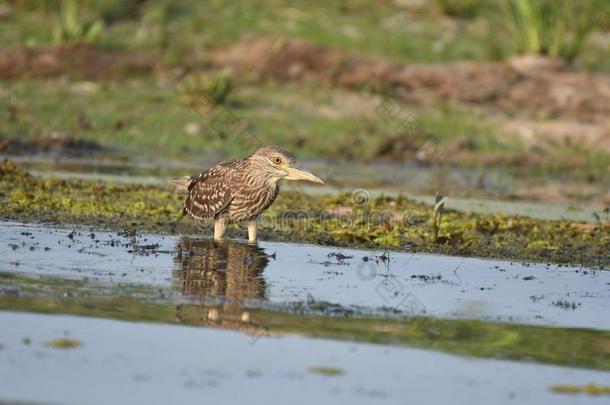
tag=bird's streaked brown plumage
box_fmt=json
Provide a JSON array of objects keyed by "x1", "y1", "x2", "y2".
[{"x1": 170, "y1": 146, "x2": 323, "y2": 242}]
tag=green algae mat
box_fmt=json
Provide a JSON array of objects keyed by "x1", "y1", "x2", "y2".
[{"x1": 1, "y1": 160, "x2": 608, "y2": 266}]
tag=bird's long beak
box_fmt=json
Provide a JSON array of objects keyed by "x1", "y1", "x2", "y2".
[{"x1": 284, "y1": 166, "x2": 324, "y2": 184}]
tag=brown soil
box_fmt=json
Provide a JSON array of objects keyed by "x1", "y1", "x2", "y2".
[
  {"x1": 209, "y1": 37, "x2": 610, "y2": 121},
  {"x1": 0, "y1": 132, "x2": 105, "y2": 157},
  {"x1": 3, "y1": 39, "x2": 608, "y2": 123},
  {"x1": 510, "y1": 183, "x2": 610, "y2": 205},
  {"x1": 0, "y1": 44, "x2": 158, "y2": 80}
]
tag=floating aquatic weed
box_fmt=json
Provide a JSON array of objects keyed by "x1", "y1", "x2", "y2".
[
  {"x1": 550, "y1": 384, "x2": 610, "y2": 396},
  {"x1": 308, "y1": 366, "x2": 345, "y2": 376},
  {"x1": 45, "y1": 338, "x2": 82, "y2": 349}
]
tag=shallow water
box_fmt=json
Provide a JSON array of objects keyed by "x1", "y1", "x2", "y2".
[
  {"x1": 2, "y1": 221, "x2": 609, "y2": 330},
  {"x1": 1, "y1": 311, "x2": 608, "y2": 405},
  {"x1": 2, "y1": 221, "x2": 610, "y2": 403}
]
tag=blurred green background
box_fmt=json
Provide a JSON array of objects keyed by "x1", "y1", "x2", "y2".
[{"x1": 1, "y1": 0, "x2": 609, "y2": 203}]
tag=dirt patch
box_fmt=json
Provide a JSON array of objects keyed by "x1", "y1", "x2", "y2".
[
  {"x1": 0, "y1": 132, "x2": 105, "y2": 157},
  {"x1": 4, "y1": 39, "x2": 609, "y2": 124},
  {"x1": 503, "y1": 119, "x2": 610, "y2": 153},
  {"x1": 446, "y1": 150, "x2": 546, "y2": 167},
  {"x1": 209, "y1": 37, "x2": 610, "y2": 121},
  {"x1": 0, "y1": 44, "x2": 158, "y2": 80},
  {"x1": 510, "y1": 183, "x2": 610, "y2": 205}
]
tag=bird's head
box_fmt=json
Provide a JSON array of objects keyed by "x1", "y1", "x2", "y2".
[{"x1": 248, "y1": 146, "x2": 324, "y2": 185}]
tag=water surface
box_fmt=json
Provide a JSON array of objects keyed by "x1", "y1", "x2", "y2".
[
  {"x1": 3, "y1": 221, "x2": 609, "y2": 329},
  {"x1": 2, "y1": 311, "x2": 608, "y2": 405}
]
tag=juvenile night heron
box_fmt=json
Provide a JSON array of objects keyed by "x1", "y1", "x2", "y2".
[{"x1": 170, "y1": 146, "x2": 324, "y2": 243}]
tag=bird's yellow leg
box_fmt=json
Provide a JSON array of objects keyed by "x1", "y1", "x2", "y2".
[
  {"x1": 248, "y1": 219, "x2": 257, "y2": 244},
  {"x1": 214, "y1": 218, "x2": 226, "y2": 240}
]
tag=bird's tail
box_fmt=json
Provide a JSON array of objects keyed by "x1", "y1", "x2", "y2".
[{"x1": 168, "y1": 176, "x2": 194, "y2": 195}]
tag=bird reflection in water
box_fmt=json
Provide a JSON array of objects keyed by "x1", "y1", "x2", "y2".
[{"x1": 173, "y1": 237, "x2": 270, "y2": 336}]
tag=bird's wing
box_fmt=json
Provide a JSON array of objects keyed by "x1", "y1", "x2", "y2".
[{"x1": 184, "y1": 165, "x2": 234, "y2": 220}]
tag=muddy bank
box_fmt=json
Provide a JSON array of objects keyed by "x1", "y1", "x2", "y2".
[
  {"x1": 1, "y1": 161, "x2": 608, "y2": 266},
  {"x1": 210, "y1": 37, "x2": 610, "y2": 122},
  {"x1": 0, "y1": 44, "x2": 158, "y2": 80},
  {"x1": 3, "y1": 40, "x2": 609, "y2": 123},
  {"x1": 0, "y1": 132, "x2": 107, "y2": 157}
]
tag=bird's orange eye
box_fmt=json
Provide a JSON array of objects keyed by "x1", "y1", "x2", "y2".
[{"x1": 272, "y1": 157, "x2": 283, "y2": 165}]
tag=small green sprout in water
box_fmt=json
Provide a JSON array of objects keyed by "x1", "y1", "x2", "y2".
[
  {"x1": 308, "y1": 366, "x2": 345, "y2": 376},
  {"x1": 432, "y1": 192, "x2": 447, "y2": 241},
  {"x1": 45, "y1": 338, "x2": 82, "y2": 349},
  {"x1": 551, "y1": 384, "x2": 610, "y2": 396}
]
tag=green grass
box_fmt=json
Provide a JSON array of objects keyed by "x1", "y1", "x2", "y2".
[
  {"x1": 1, "y1": 4, "x2": 608, "y2": 183},
  {"x1": 0, "y1": 77, "x2": 494, "y2": 158},
  {"x1": 2, "y1": 0, "x2": 609, "y2": 69},
  {"x1": 2, "y1": 77, "x2": 608, "y2": 177},
  {"x1": 503, "y1": 0, "x2": 601, "y2": 62},
  {"x1": 434, "y1": 0, "x2": 486, "y2": 19},
  {"x1": 52, "y1": 0, "x2": 105, "y2": 44}
]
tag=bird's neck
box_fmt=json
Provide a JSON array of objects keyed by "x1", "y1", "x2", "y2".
[
  {"x1": 245, "y1": 159, "x2": 281, "y2": 188},
  {"x1": 266, "y1": 176, "x2": 282, "y2": 188}
]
